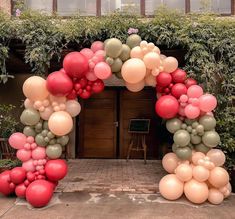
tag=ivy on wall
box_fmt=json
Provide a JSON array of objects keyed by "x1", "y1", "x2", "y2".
[{"x1": 0, "y1": 8, "x2": 234, "y2": 169}]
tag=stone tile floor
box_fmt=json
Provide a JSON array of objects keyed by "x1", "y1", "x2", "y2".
[{"x1": 57, "y1": 159, "x2": 165, "y2": 194}]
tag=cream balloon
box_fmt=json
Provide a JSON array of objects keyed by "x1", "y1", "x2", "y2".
[
  {"x1": 48, "y1": 111, "x2": 73, "y2": 136},
  {"x1": 125, "y1": 80, "x2": 145, "y2": 92},
  {"x1": 65, "y1": 100, "x2": 81, "y2": 117},
  {"x1": 40, "y1": 106, "x2": 53, "y2": 120},
  {"x1": 184, "y1": 179, "x2": 209, "y2": 204},
  {"x1": 208, "y1": 188, "x2": 224, "y2": 205},
  {"x1": 162, "y1": 153, "x2": 179, "y2": 173},
  {"x1": 175, "y1": 164, "x2": 193, "y2": 182},
  {"x1": 208, "y1": 167, "x2": 229, "y2": 188},
  {"x1": 130, "y1": 46, "x2": 144, "y2": 59},
  {"x1": 192, "y1": 152, "x2": 205, "y2": 165},
  {"x1": 206, "y1": 149, "x2": 226, "y2": 167},
  {"x1": 159, "y1": 174, "x2": 184, "y2": 200},
  {"x1": 24, "y1": 98, "x2": 34, "y2": 109},
  {"x1": 163, "y1": 57, "x2": 178, "y2": 73},
  {"x1": 143, "y1": 52, "x2": 161, "y2": 70},
  {"x1": 192, "y1": 165, "x2": 210, "y2": 182},
  {"x1": 121, "y1": 58, "x2": 146, "y2": 84},
  {"x1": 145, "y1": 74, "x2": 156, "y2": 87},
  {"x1": 23, "y1": 76, "x2": 49, "y2": 101}
]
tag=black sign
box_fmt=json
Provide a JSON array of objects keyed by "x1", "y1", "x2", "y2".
[{"x1": 128, "y1": 119, "x2": 150, "y2": 134}]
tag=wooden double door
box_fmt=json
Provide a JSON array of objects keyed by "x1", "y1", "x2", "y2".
[{"x1": 77, "y1": 88, "x2": 161, "y2": 159}]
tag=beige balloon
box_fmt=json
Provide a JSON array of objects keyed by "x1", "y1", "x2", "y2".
[
  {"x1": 130, "y1": 46, "x2": 144, "y2": 59},
  {"x1": 206, "y1": 149, "x2": 225, "y2": 167},
  {"x1": 192, "y1": 165, "x2": 210, "y2": 182},
  {"x1": 159, "y1": 174, "x2": 184, "y2": 200},
  {"x1": 145, "y1": 74, "x2": 156, "y2": 87},
  {"x1": 163, "y1": 57, "x2": 178, "y2": 73},
  {"x1": 208, "y1": 167, "x2": 229, "y2": 188},
  {"x1": 23, "y1": 76, "x2": 49, "y2": 101},
  {"x1": 48, "y1": 111, "x2": 73, "y2": 136},
  {"x1": 208, "y1": 188, "x2": 224, "y2": 205},
  {"x1": 126, "y1": 80, "x2": 145, "y2": 92},
  {"x1": 121, "y1": 58, "x2": 146, "y2": 84},
  {"x1": 143, "y1": 52, "x2": 161, "y2": 70},
  {"x1": 184, "y1": 179, "x2": 209, "y2": 204},
  {"x1": 162, "y1": 153, "x2": 179, "y2": 173},
  {"x1": 65, "y1": 100, "x2": 81, "y2": 117},
  {"x1": 175, "y1": 164, "x2": 192, "y2": 182}
]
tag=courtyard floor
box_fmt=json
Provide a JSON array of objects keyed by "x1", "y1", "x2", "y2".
[{"x1": 0, "y1": 159, "x2": 235, "y2": 219}]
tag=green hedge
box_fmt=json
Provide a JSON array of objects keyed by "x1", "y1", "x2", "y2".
[{"x1": 0, "y1": 8, "x2": 234, "y2": 169}]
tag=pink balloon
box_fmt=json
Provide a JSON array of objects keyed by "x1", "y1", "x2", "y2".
[
  {"x1": 178, "y1": 106, "x2": 186, "y2": 116},
  {"x1": 22, "y1": 159, "x2": 36, "y2": 172},
  {"x1": 9, "y1": 133, "x2": 27, "y2": 150},
  {"x1": 199, "y1": 94, "x2": 217, "y2": 112},
  {"x1": 184, "y1": 104, "x2": 200, "y2": 119},
  {"x1": 40, "y1": 106, "x2": 54, "y2": 120},
  {"x1": 187, "y1": 85, "x2": 203, "y2": 98},
  {"x1": 24, "y1": 98, "x2": 34, "y2": 109},
  {"x1": 17, "y1": 149, "x2": 32, "y2": 162},
  {"x1": 91, "y1": 41, "x2": 104, "y2": 53},
  {"x1": 86, "y1": 71, "x2": 98, "y2": 81},
  {"x1": 94, "y1": 62, "x2": 112, "y2": 80},
  {"x1": 80, "y1": 48, "x2": 94, "y2": 60},
  {"x1": 32, "y1": 147, "x2": 46, "y2": 160},
  {"x1": 94, "y1": 50, "x2": 105, "y2": 63}
]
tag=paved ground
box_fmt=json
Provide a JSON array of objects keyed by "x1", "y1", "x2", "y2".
[{"x1": 0, "y1": 159, "x2": 235, "y2": 219}]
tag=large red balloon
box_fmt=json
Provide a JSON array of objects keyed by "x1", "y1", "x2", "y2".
[
  {"x1": 10, "y1": 167, "x2": 26, "y2": 185},
  {"x1": 92, "y1": 79, "x2": 104, "y2": 93},
  {"x1": 171, "y1": 83, "x2": 187, "y2": 99},
  {"x1": 156, "y1": 72, "x2": 172, "y2": 87},
  {"x1": 15, "y1": 183, "x2": 27, "y2": 198},
  {"x1": 0, "y1": 171, "x2": 15, "y2": 196},
  {"x1": 46, "y1": 71, "x2": 73, "y2": 96},
  {"x1": 171, "y1": 69, "x2": 187, "y2": 83},
  {"x1": 155, "y1": 95, "x2": 179, "y2": 119},
  {"x1": 45, "y1": 159, "x2": 68, "y2": 181},
  {"x1": 26, "y1": 180, "x2": 54, "y2": 208},
  {"x1": 185, "y1": 78, "x2": 197, "y2": 88},
  {"x1": 63, "y1": 52, "x2": 88, "y2": 79}
]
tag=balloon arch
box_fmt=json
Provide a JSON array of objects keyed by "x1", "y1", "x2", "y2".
[{"x1": 0, "y1": 34, "x2": 231, "y2": 207}]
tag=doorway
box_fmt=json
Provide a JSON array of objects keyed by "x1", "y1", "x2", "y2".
[{"x1": 77, "y1": 87, "x2": 165, "y2": 159}]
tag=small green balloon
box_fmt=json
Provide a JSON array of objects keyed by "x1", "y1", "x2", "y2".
[
  {"x1": 181, "y1": 123, "x2": 187, "y2": 129},
  {"x1": 106, "y1": 57, "x2": 114, "y2": 65},
  {"x1": 44, "y1": 137, "x2": 50, "y2": 143},
  {"x1": 191, "y1": 129, "x2": 197, "y2": 135},
  {"x1": 166, "y1": 118, "x2": 182, "y2": 134},
  {"x1": 43, "y1": 121, "x2": 49, "y2": 130},
  {"x1": 195, "y1": 143, "x2": 210, "y2": 154},
  {"x1": 57, "y1": 135, "x2": 69, "y2": 146},
  {"x1": 41, "y1": 129, "x2": 49, "y2": 137},
  {"x1": 23, "y1": 126, "x2": 36, "y2": 137},
  {"x1": 111, "y1": 58, "x2": 123, "y2": 73},
  {"x1": 184, "y1": 119, "x2": 196, "y2": 126},
  {"x1": 35, "y1": 122, "x2": 42, "y2": 130},
  {"x1": 115, "y1": 72, "x2": 123, "y2": 79},
  {"x1": 186, "y1": 126, "x2": 192, "y2": 133},
  {"x1": 119, "y1": 44, "x2": 130, "y2": 61},
  {"x1": 199, "y1": 115, "x2": 216, "y2": 131},
  {"x1": 49, "y1": 139, "x2": 57, "y2": 145},
  {"x1": 105, "y1": 38, "x2": 123, "y2": 58},
  {"x1": 202, "y1": 131, "x2": 220, "y2": 148},
  {"x1": 190, "y1": 134, "x2": 201, "y2": 145},
  {"x1": 176, "y1": 147, "x2": 192, "y2": 160},
  {"x1": 46, "y1": 144, "x2": 62, "y2": 159},
  {"x1": 196, "y1": 124, "x2": 204, "y2": 133},
  {"x1": 192, "y1": 122, "x2": 199, "y2": 129},
  {"x1": 35, "y1": 134, "x2": 47, "y2": 147},
  {"x1": 126, "y1": 34, "x2": 141, "y2": 49},
  {"x1": 47, "y1": 131, "x2": 55, "y2": 139},
  {"x1": 172, "y1": 143, "x2": 179, "y2": 153},
  {"x1": 35, "y1": 127, "x2": 42, "y2": 133},
  {"x1": 173, "y1": 130, "x2": 190, "y2": 147},
  {"x1": 20, "y1": 108, "x2": 40, "y2": 126}
]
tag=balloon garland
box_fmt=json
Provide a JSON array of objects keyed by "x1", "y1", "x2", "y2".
[{"x1": 0, "y1": 32, "x2": 231, "y2": 207}]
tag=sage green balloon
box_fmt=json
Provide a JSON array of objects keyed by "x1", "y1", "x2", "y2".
[
  {"x1": 181, "y1": 123, "x2": 187, "y2": 129},
  {"x1": 173, "y1": 130, "x2": 190, "y2": 147},
  {"x1": 43, "y1": 121, "x2": 49, "y2": 130},
  {"x1": 176, "y1": 147, "x2": 192, "y2": 160},
  {"x1": 111, "y1": 58, "x2": 123, "y2": 73},
  {"x1": 192, "y1": 122, "x2": 199, "y2": 129},
  {"x1": 184, "y1": 119, "x2": 196, "y2": 126},
  {"x1": 126, "y1": 34, "x2": 141, "y2": 49},
  {"x1": 172, "y1": 143, "x2": 179, "y2": 153},
  {"x1": 105, "y1": 38, "x2": 122, "y2": 58},
  {"x1": 57, "y1": 135, "x2": 69, "y2": 146},
  {"x1": 44, "y1": 137, "x2": 50, "y2": 143},
  {"x1": 195, "y1": 143, "x2": 210, "y2": 154},
  {"x1": 104, "y1": 39, "x2": 110, "y2": 46},
  {"x1": 186, "y1": 126, "x2": 192, "y2": 133},
  {"x1": 49, "y1": 139, "x2": 57, "y2": 145},
  {"x1": 47, "y1": 131, "x2": 55, "y2": 139},
  {"x1": 166, "y1": 118, "x2": 182, "y2": 134},
  {"x1": 23, "y1": 126, "x2": 36, "y2": 137},
  {"x1": 20, "y1": 108, "x2": 40, "y2": 126},
  {"x1": 202, "y1": 131, "x2": 220, "y2": 148},
  {"x1": 196, "y1": 124, "x2": 204, "y2": 133},
  {"x1": 115, "y1": 72, "x2": 123, "y2": 79},
  {"x1": 191, "y1": 129, "x2": 197, "y2": 135},
  {"x1": 106, "y1": 57, "x2": 114, "y2": 66},
  {"x1": 119, "y1": 44, "x2": 130, "y2": 61},
  {"x1": 188, "y1": 143, "x2": 194, "y2": 150},
  {"x1": 35, "y1": 127, "x2": 42, "y2": 133},
  {"x1": 190, "y1": 134, "x2": 201, "y2": 145},
  {"x1": 35, "y1": 134, "x2": 47, "y2": 147},
  {"x1": 46, "y1": 144, "x2": 62, "y2": 159},
  {"x1": 35, "y1": 122, "x2": 42, "y2": 130},
  {"x1": 41, "y1": 129, "x2": 49, "y2": 137},
  {"x1": 199, "y1": 115, "x2": 216, "y2": 131}
]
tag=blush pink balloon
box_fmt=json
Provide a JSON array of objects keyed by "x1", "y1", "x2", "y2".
[
  {"x1": 9, "y1": 133, "x2": 27, "y2": 150},
  {"x1": 206, "y1": 149, "x2": 226, "y2": 167},
  {"x1": 162, "y1": 153, "x2": 179, "y2": 173},
  {"x1": 17, "y1": 149, "x2": 32, "y2": 162},
  {"x1": 80, "y1": 48, "x2": 94, "y2": 60},
  {"x1": 40, "y1": 106, "x2": 54, "y2": 120},
  {"x1": 94, "y1": 50, "x2": 105, "y2": 62},
  {"x1": 86, "y1": 71, "x2": 98, "y2": 81},
  {"x1": 94, "y1": 62, "x2": 112, "y2": 80},
  {"x1": 187, "y1": 85, "x2": 203, "y2": 98},
  {"x1": 24, "y1": 98, "x2": 34, "y2": 109},
  {"x1": 192, "y1": 152, "x2": 206, "y2": 165},
  {"x1": 184, "y1": 104, "x2": 200, "y2": 119},
  {"x1": 32, "y1": 147, "x2": 46, "y2": 160},
  {"x1": 199, "y1": 94, "x2": 217, "y2": 112},
  {"x1": 22, "y1": 159, "x2": 36, "y2": 172},
  {"x1": 91, "y1": 41, "x2": 104, "y2": 53},
  {"x1": 178, "y1": 106, "x2": 186, "y2": 116}
]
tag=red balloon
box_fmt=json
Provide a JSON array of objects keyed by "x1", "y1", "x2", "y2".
[
  {"x1": 171, "y1": 69, "x2": 187, "y2": 83},
  {"x1": 156, "y1": 72, "x2": 172, "y2": 87},
  {"x1": 92, "y1": 79, "x2": 104, "y2": 93},
  {"x1": 45, "y1": 159, "x2": 68, "y2": 181},
  {"x1": 79, "y1": 89, "x2": 91, "y2": 99},
  {"x1": 26, "y1": 180, "x2": 54, "y2": 208},
  {"x1": 155, "y1": 95, "x2": 179, "y2": 119},
  {"x1": 15, "y1": 183, "x2": 27, "y2": 198},
  {"x1": 66, "y1": 89, "x2": 77, "y2": 100},
  {"x1": 171, "y1": 83, "x2": 187, "y2": 99},
  {"x1": 10, "y1": 167, "x2": 26, "y2": 185},
  {"x1": 78, "y1": 77, "x2": 88, "y2": 88},
  {"x1": 0, "y1": 171, "x2": 15, "y2": 196},
  {"x1": 46, "y1": 71, "x2": 73, "y2": 96},
  {"x1": 185, "y1": 78, "x2": 197, "y2": 88},
  {"x1": 27, "y1": 172, "x2": 36, "y2": 182},
  {"x1": 63, "y1": 52, "x2": 88, "y2": 79}
]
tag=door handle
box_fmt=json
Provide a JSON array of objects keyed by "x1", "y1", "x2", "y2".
[{"x1": 114, "y1": 121, "x2": 119, "y2": 127}]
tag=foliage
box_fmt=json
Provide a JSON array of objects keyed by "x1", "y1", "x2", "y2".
[
  {"x1": 0, "y1": 159, "x2": 21, "y2": 169},
  {"x1": 0, "y1": 104, "x2": 19, "y2": 138}
]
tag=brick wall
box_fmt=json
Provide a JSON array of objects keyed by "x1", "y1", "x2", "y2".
[{"x1": 0, "y1": 0, "x2": 11, "y2": 15}]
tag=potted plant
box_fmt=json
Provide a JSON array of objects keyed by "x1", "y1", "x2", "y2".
[{"x1": 0, "y1": 159, "x2": 22, "y2": 173}]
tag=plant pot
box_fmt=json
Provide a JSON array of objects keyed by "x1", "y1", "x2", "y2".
[{"x1": 230, "y1": 168, "x2": 235, "y2": 193}]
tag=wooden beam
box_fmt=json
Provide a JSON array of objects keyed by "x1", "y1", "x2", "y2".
[
  {"x1": 10, "y1": 0, "x2": 14, "y2": 15},
  {"x1": 96, "y1": 0, "x2": 101, "y2": 16},
  {"x1": 232, "y1": 0, "x2": 235, "y2": 15},
  {"x1": 185, "y1": 0, "x2": 190, "y2": 13},
  {"x1": 140, "y1": 0, "x2": 145, "y2": 16},
  {"x1": 52, "y1": 0, "x2": 57, "y2": 15}
]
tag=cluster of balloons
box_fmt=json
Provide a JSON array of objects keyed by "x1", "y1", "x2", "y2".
[{"x1": 160, "y1": 150, "x2": 231, "y2": 205}]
